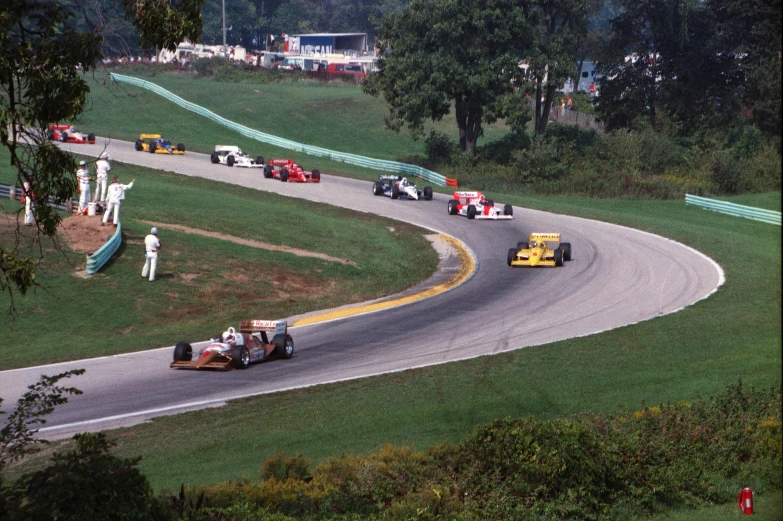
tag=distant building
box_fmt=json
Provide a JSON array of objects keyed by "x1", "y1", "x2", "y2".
[{"x1": 289, "y1": 33, "x2": 369, "y2": 57}]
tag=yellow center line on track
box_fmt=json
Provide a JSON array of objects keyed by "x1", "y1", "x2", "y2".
[{"x1": 292, "y1": 234, "x2": 475, "y2": 327}]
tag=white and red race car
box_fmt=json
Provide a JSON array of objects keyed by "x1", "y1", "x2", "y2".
[
  {"x1": 47, "y1": 124, "x2": 95, "y2": 144},
  {"x1": 170, "y1": 320, "x2": 294, "y2": 370},
  {"x1": 447, "y1": 191, "x2": 513, "y2": 220},
  {"x1": 210, "y1": 145, "x2": 265, "y2": 168},
  {"x1": 263, "y1": 158, "x2": 321, "y2": 183}
]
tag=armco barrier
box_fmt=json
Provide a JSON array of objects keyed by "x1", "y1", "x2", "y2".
[
  {"x1": 685, "y1": 194, "x2": 781, "y2": 226},
  {"x1": 110, "y1": 73, "x2": 458, "y2": 188},
  {"x1": 86, "y1": 222, "x2": 122, "y2": 275},
  {"x1": 1, "y1": 183, "x2": 75, "y2": 212}
]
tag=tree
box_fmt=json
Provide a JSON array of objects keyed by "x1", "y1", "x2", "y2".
[
  {"x1": 364, "y1": 0, "x2": 534, "y2": 153},
  {"x1": 200, "y1": 0, "x2": 261, "y2": 48},
  {"x1": 526, "y1": 0, "x2": 591, "y2": 134},
  {"x1": 1, "y1": 0, "x2": 203, "y2": 314}
]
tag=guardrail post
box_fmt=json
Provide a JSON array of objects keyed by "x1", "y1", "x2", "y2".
[{"x1": 10, "y1": 185, "x2": 16, "y2": 201}]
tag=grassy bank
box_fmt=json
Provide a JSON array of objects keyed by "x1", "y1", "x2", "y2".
[{"x1": 0, "y1": 151, "x2": 439, "y2": 368}]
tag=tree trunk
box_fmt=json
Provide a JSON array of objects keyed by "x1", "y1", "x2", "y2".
[
  {"x1": 455, "y1": 98, "x2": 482, "y2": 153},
  {"x1": 574, "y1": 58, "x2": 585, "y2": 94},
  {"x1": 534, "y1": 77, "x2": 556, "y2": 135}
]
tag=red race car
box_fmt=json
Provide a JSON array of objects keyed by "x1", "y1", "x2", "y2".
[
  {"x1": 447, "y1": 191, "x2": 513, "y2": 220},
  {"x1": 263, "y1": 158, "x2": 321, "y2": 183},
  {"x1": 47, "y1": 124, "x2": 95, "y2": 144}
]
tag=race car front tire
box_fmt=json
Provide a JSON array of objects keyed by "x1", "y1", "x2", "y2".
[
  {"x1": 312, "y1": 169, "x2": 320, "y2": 181},
  {"x1": 504, "y1": 204, "x2": 513, "y2": 216},
  {"x1": 507, "y1": 248, "x2": 517, "y2": 266},
  {"x1": 263, "y1": 166, "x2": 273, "y2": 178},
  {"x1": 448, "y1": 200, "x2": 458, "y2": 215},
  {"x1": 517, "y1": 242, "x2": 529, "y2": 250},
  {"x1": 256, "y1": 156, "x2": 264, "y2": 166},
  {"x1": 227, "y1": 155, "x2": 235, "y2": 167},
  {"x1": 560, "y1": 242, "x2": 572, "y2": 261},
  {"x1": 467, "y1": 204, "x2": 477, "y2": 219},
  {"x1": 272, "y1": 334, "x2": 294, "y2": 359},
  {"x1": 424, "y1": 186, "x2": 433, "y2": 200},
  {"x1": 87, "y1": 133, "x2": 95, "y2": 142},
  {"x1": 280, "y1": 169, "x2": 288, "y2": 182},
  {"x1": 174, "y1": 342, "x2": 193, "y2": 362},
  {"x1": 135, "y1": 139, "x2": 143, "y2": 151},
  {"x1": 232, "y1": 346, "x2": 250, "y2": 369},
  {"x1": 177, "y1": 143, "x2": 185, "y2": 152},
  {"x1": 554, "y1": 248, "x2": 564, "y2": 267}
]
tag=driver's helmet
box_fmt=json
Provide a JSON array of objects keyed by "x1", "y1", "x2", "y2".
[
  {"x1": 479, "y1": 194, "x2": 487, "y2": 203},
  {"x1": 401, "y1": 177, "x2": 408, "y2": 186},
  {"x1": 221, "y1": 328, "x2": 236, "y2": 342}
]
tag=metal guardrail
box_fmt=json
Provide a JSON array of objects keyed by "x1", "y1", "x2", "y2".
[
  {"x1": 110, "y1": 73, "x2": 457, "y2": 188},
  {"x1": 0, "y1": 183, "x2": 75, "y2": 212},
  {"x1": 86, "y1": 223, "x2": 122, "y2": 275},
  {"x1": 685, "y1": 194, "x2": 782, "y2": 226}
]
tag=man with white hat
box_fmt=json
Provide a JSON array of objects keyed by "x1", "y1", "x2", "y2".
[
  {"x1": 101, "y1": 175, "x2": 135, "y2": 226},
  {"x1": 75, "y1": 160, "x2": 92, "y2": 215},
  {"x1": 94, "y1": 153, "x2": 111, "y2": 203},
  {"x1": 142, "y1": 227, "x2": 161, "y2": 281}
]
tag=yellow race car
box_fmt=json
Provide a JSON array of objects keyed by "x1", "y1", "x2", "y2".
[
  {"x1": 134, "y1": 133, "x2": 185, "y2": 154},
  {"x1": 507, "y1": 233, "x2": 572, "y2": 267}
]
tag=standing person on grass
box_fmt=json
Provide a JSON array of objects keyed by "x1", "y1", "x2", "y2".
[
  {"x1": 94, "y1": 153, "x2": 111, "y2": 202},
  {"x1": 142, "y1": 227, "x2": 161, "y2": 282},
  {"x1": 102, "y1": 176, "x2": 135, "y2": 227},
  {"x1": 75, "y1": 160, "x2": 92, "y2": 215}
]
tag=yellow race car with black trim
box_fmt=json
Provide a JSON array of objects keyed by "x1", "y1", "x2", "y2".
[
  {"x1": 507, "y1": 233, "x2": 572, "y2": 267},
  {"x1": 134, "y1": 133, "x2": 185, "y2": 154}
]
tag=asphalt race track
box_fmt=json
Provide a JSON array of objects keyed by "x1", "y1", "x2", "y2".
[{"x1": 0, "y1": 137, "x2": 725, "y2": 438}]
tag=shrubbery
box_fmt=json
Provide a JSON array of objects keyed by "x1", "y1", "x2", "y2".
[{"x1": 176, "y1": 382, "x2": 781, "y2": 520}]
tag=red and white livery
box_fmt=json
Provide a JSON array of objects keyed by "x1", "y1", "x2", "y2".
[
  {"x1": 264, "y1": 158, "x2": 321, "y2": 183},
  {"x1": 47, "y1": 124, "x2": 95, "y2": 144},
  {"x1": 447, "y1": 191, "x2": 513, "y2": 220}
]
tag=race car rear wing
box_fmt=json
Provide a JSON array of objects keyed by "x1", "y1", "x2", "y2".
[
  {"x1": 49, "y1": 124, "x2": 71, "y2": 130},
  {"x1": 378, "y1": 174, "x2": 402, "y2": 181},
  {"x1": 240, "y1": 320, "x2": 287, "y2": 336},
  {"x1": 453, "y1": 191, "x2": 482, "y2": 199},
  {"x1": 139, "y1": 133, "x2": 161, "y2": 140},
  {"x1": 529, "y1": 233, "x2": 561, "y2": 242}
]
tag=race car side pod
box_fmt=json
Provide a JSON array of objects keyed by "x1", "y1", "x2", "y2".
[{"x1": 446, "y1": 177, "x2": 458, "y2": 188}]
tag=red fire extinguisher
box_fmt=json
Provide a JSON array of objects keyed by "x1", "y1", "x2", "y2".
[{"x1": 738, "y1": 486, "x2": 754, "y2": 515}]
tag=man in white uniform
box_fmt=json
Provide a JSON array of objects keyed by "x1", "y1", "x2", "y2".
[
  {"x1": 101, "y1": 176, "x2": 135, "y2": 226},
  {"x1": 22, "y1": 181, "x2": 34, "y2": 226},
  {"x1": 94, "y1": 153, "x2": 111, "y2": 202},
  {"x1": 142, "y1": 227, "x2": 161, "y2": 281},
  {"x1": 75, "y1": 160, "x2": 91, "y2": 215}
]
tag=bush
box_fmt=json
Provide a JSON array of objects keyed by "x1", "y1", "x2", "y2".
[
  {"x1": 511, "y1": 136, "x2": 574, "y2": 183},
  {"x1": 424, "y1": 131, "x2": 459, "y2": 165}
]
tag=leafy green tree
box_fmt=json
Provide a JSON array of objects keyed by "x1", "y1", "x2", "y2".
[
  {"x1": 0, "y1": 0, "x2": 203, "y2": 314},
  {"x1": 364, "y1": 0, "x2": 533, "y2": 153},
  {"x1": 200, "y1": 0, "x2": 261, "y2": 47}
]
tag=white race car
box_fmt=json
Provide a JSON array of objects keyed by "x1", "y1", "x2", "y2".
[
  {"x1": 372, "y1": 175, "x2": 433, "y2": 200},
  {"x1": 210, "y1": 145, "x2": 265, "y2": 168}
]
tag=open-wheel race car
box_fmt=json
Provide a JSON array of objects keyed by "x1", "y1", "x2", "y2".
[
  {"x1": 372, "y1": 175, "x2": 433, "y2": 200},
  {"x1": 134, "y1": 133, "x2": 185, "y2": 155},
  {"x1": 210, "y1": 145, "x2": 265, "y2": 168},
  {"x1": 47, "y1": 124, "x2": 95, "y2": 144},
  {"x1": 508, "y1": 233, "x2": 572, "y2": 267},
  {"x1": 170, "y1": 320, "x2": 294, "y2": 370},
  {"x1": 263, "y1": 158, "x2": 320, "y2": 183},
  {"x1": 447, "y1": 191, "x2": 513, "y2": 220}
]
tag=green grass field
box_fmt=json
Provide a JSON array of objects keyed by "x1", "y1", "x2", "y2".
[{"x1": 2, "y1": 69, "x2": 781, "y2": 518}]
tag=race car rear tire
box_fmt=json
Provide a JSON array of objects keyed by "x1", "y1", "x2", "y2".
[
  {"x1": 560, "y1": 242, "x2": 572, "y2": 261},
  {"x1": 232, "y1": 346, "x2": 250, "y2": 369},
  {"x1": 263, "y1": 166, "x2": 273, "y2": 178},
  {"x1": 467, "y1": 204, "x2": 477, "y2": 219},
  {"x1": 272, "y1": 334, "x2": 294, "y2": 359},
  {"x1": 391, "y1": 184, "x2": 400, "y2": 199},
  {"x1": 60, "y1": 132, "x2": 68, "y2": 142},
  {"x1": 554, "y1": 248, "x2": 564, "y2": 267},
  {"x1": 372, "y1": 182, "x2": 383, "y2": 196},
  {"x1": 448, "y1": 200, "x2": 458, "y2": 215},
  {"x1": 507, "y1": 248, "x2": 517, "y2": 266},
  {"x1": 504, "y1": 204, "x2": 513, "y2": 216},
  {"x1": 149, "y1": 141, "x2": 157, "y2": 153},
  {"x1": 256, "y1": 156, "x2": 264, "y2": 166},
  {"x1": 177, "y1": 143, "x2": 185, "y2": 152},
  {"x1": 517, "y1": 242, "x2": 529, "y2": 250},
  {"x1": 210, "y1": 152, "x2": 219, "y2": 164},
  {"x1": 87, "y1": 133, "x2": 95, "y2": 142},
  {"x1": 227, "y1": 155, "x2": 235, "y2": 167},
  {"x1": 135, "y1": 139, "x2": 143, "y2": 151},
  {"x1": 280, "y1": 169, "x2": 288, "y2": 182},
  {"x1": 47, "y1": 130, "x2": 54, "y2": 140},
  {"x1": 174, "y1": 342, "x2": 193, "y2": 362},
  {"x1": 312, "y1": 169, "x2": 320, "y2": 181},
  {"x1": 424, "y1": 186, "x2": 433, "y2": 200}
]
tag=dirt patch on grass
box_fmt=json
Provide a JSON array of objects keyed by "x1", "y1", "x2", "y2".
[
  {"x1": 139, "y1": 220, "x2": 357, "y2": 266},
  {"x1": 59, "y1": 215, "x2": 116, "y2": 254}
]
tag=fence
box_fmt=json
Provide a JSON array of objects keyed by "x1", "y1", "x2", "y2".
[
  {"x1": 86, "y1": 223, "x2": 122, "y2": 275},
  {"x1": 0, "y1": 183, "x2": 75, "y2": 213},
  {"x1": 530, "y1": 100, "x2": 603, "y2": 132},
  {"x1": 685, "y1": 194, "x2": 782, "y2": 226},
  {"x1": 110, "y1": 73, "x2": 457, "y2": 188}
]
